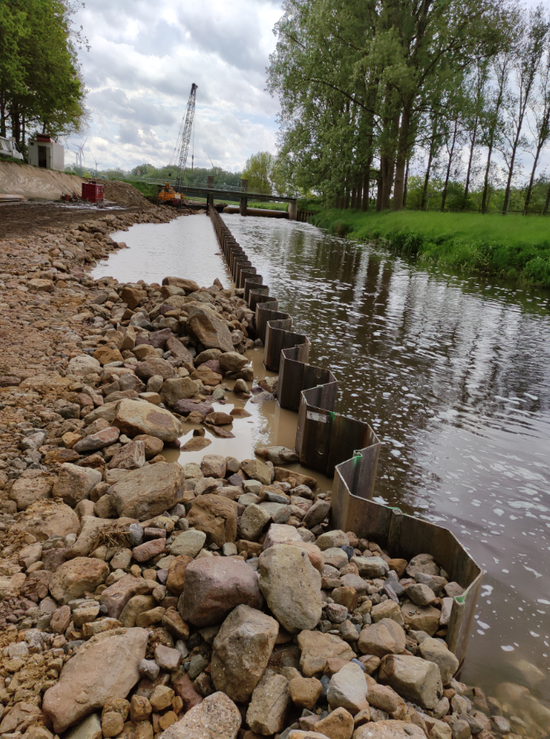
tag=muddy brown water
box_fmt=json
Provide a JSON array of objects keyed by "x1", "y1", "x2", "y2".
[{"x1": 93, "y1": 212, "x2": 550, "y2": 702}]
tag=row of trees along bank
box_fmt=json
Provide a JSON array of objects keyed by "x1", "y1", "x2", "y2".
[
  {"x1": 0, "y1": 0, "x2": 87, "y2": 149},
  {"x1": 267, "y1": 0, "x2": 550, "y2": 215}
]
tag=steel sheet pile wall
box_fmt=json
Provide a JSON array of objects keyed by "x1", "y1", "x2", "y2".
[{"x1": 208, "y1": 205, "x2": 483, "y2": 664}]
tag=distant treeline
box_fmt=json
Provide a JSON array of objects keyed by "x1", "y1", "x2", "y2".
[{"x1": 268, "y1": 0, "x2": 550, "y2": 215}]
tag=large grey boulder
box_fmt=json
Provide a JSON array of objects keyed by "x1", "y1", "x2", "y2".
[
  {"x1": 326, "y1": 662, "x2": 369, "y2": 715},
  {"x1": 211, "y1": 605, "x2": 279, "y2": 702},
  {"x1": 258, "y1": 544, "x2": 322, "y2": 634}
]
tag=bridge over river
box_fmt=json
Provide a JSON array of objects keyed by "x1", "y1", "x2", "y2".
[{"x1": 124, "y1": 176, "x2": 298, "y2": 219}]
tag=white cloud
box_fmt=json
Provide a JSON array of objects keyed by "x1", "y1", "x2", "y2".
[{"x1": 66, "y1": 0, "x2": 283, "y2": 172}]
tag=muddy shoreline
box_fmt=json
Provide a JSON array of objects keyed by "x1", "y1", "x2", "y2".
[{"x1": 0, "y1": 199, "x2": 547, "y2": 739}]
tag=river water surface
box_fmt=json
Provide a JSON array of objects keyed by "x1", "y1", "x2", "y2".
[{"x1": 94, "y1": 212, "x2": 550, "y2": 701}]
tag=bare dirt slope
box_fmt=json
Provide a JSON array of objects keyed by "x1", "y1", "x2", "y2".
[{"x1": 0, "y1": 161, "x2": 85, "y2": 200}]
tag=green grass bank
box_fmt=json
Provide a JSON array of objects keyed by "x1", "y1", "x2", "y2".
[{"x1": 312, "y1": 209, "x2": 550, "y2": 289}]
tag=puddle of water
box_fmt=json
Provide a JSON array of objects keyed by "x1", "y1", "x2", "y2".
[
  {"x1": 92, "y1": 214, "x2": 232, "y2": 287},
  {"x1": 163, "y1": 347, "x2": 331, "y2": 492}
]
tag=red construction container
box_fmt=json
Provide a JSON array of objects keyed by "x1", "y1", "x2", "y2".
[{"x1": 82, "y1": 182, "x2": 104, "y2": 202}]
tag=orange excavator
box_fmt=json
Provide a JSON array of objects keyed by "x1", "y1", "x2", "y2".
[{"x1": 158, "y1": 182, "x2": 182, "y2": 205}]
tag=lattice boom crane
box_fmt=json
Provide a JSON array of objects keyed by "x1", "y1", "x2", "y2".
[{"x1": 174, "y1": 83, "x2": 197, "y2": 192}]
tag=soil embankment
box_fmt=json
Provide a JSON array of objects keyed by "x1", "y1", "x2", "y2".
[{"x1": 0, "y1": 161, "x2": 85, "y2": 201}]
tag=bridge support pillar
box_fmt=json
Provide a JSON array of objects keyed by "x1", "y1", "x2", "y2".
[
  {"x1": 239, "y1": 197, "x2": 248, "y2": 216},
  {"x1": 288, "y1": 200, "x2": 297, "y2": 221}
]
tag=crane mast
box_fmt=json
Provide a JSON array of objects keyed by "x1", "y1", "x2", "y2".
[{"x1": 174, "y1": 83, "x2": 197, "y2": 192}]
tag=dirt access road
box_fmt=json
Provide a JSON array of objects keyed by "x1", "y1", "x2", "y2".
[{"x1": 0, "y1": 180, "x2": 164, "y2": 240}]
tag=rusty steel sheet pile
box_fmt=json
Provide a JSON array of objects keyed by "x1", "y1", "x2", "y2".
[{"x1": 208, "y1": 205, "x2": 484, "y2": 663}]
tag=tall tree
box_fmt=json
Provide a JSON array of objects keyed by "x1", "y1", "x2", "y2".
[
  {"x1": 524, "y1": 44, "x2": 550, "y2": 213},
  {"x1": 0, "y1": 0, "x2": 87, "y2": 147},
  {"x1": 500, "y1": 5, "x2": 549, "y2": 214}
]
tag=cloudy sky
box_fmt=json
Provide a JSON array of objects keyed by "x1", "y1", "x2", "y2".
[{"x1": 67, "y1": 0, "x2": 284, "y2": 173}]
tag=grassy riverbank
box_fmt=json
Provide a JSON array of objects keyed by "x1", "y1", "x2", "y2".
[{"x1": 312, "y1": 209, "x2": 550, "y2": 288}]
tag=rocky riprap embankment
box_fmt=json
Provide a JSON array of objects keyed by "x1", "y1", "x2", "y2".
[{"x1": 0, "y1": 207, "x2": 548, "y2": 739}]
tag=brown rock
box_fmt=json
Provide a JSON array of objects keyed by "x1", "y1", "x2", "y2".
[
  {"x1": 114, "y1": 399, "x2": 181, "y2": 442},
  {"x1": 353, "y1": 721, "x2": 426, "y2": 739},
  {"x1": 134, "y1": 434, "x2": 164, "y2": 458},
  {"x1": 181, "y1": 436, "x2": 212, "y2": 451},
  {"x1": 186, "y1": 494, "x2": 238, "y2": 547},
  {"x1": 357, "y1": 618, "x2": 407, "y2": 658},
  {"x1": 401, "y1": 602, "x2": 441, "y2": 636},
  {"x1": 13, "y1": 499, "x2": 80, "y2": 541},
  {"x1": 132, "y1": 537, "x2": 166, "y2": 562},
  {"x1": 10, "y1": 469, "x2": 54, "y2": 510},
  {"x1": 187, "y1": 305, "x2": 234, "y2": 353},
  {"x1": 100, "y1": 574, "x2": 150, "y2": 619},
  {"x1": 179, "y1": 556, "x2": 262, "y2": 627},
  {"x1": 108, "y1": 440, "x2": 146, "y2": 469},
  {"x1": 274, "y1": 467, "x2": 317, "y2": 489},
  {"x1": 159, "y1": 693, "x2": 240, "y2": 738},
  {"x1": 172, "y1": 673, "x2": 203, "y2": 712},
  {"x1": 289, "y1": 676, "x2": 323, "y2": 710},
  {"x1": 246, "y1": 671, "x2": 291, "y2": 736},
  {"x1": 200, "y1": 454, "x2": 227, "y2": 479},
  {"x1": 42, "y1": 627, "x2": 148, "y2": 733},
  {"x1": 166, "y1": 335, "x2": 194, "y2": 365},
  {"x1": 49, "y1": 557, "x2": 109, "y2": 605},
  {"x1": 298, "y1": 631, "x2": 355, "y2": 677},
  {"x1": 241, "y1": 458, "x2": 272, "y2": 485},
  {"x1": 121, "y1": 286, "x2": 146, "y2": 310},
  {"x1": 204, "y1": 411, "x2": 233, "y2": 425},
  {"x1": 166, "y1": 555, "x2": 193, "y2": 595},
  {"x1": 161, "y1": 377, "x2": 199, "y2": 406},
  {"x1": 94, "y1": 345, "x2": 124, "y2": 365},
  {"x1": 50, "y1": 605, "x2": 72, "y2": 634},
  {"x1": 110, "y1": 462, "x2": 184, "y2": 519},
  {"x1": 191, "y1": 366, "x2": 223, "y2": 386},
  {"x1": 314, "y1": 707, "x2": 354, "y2": 739}
]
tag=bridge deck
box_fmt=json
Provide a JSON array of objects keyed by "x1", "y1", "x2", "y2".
[{"x1": 124, "y1": 176, "x2": 296, "y2": 204}]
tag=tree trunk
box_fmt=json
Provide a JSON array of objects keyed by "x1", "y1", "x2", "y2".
[
  {"x1": 543, "y1": 181, "x2": 550, "y2": 215},
  {"x1": 403, "y1": 158, "x2": 410, "y2": 208},
  {"x1": 463, "y1": 117, "x2": 478, "y2": 210},
  {"x1": 376, "y1": 172, "x2": 383, "y2": 211},
  {"x1": 481, "y1": 140, "x2": 494, "y2": 214},
  {"x1": 379, "y1": 155, "x2": 395, "y2": 210},
  {"x1": 0, "y1": 92, "x2": 5, "y2": 138},
  {"x1": 393, "y1": 107, "x2": 411, "y2": 211},
  {"x1": 362, "y1": 168, "x2": 370, "y2": 211},
  {"x1": 502, "y1": 132, "x2": 521, "y2": 215},
  {"x1": 421, "y1": 148, "x2": 434, "y2": 211},
  {"x1": 344, "y1": 186, "x2": 350, "y2": 210},
  {"x1": 524, "y1": 110, "x2": 550, "y2": 214},
  {"x1": 441, "y1": 117, "x2": 459, "y2": 212}
]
